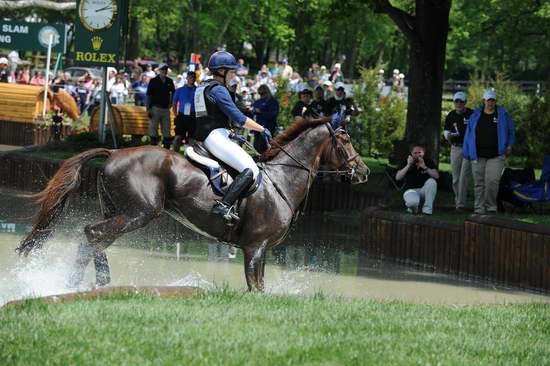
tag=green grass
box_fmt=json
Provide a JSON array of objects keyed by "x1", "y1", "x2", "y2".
[{"x1": 1, "y1": 289, "x2": 550, "y2": 365}]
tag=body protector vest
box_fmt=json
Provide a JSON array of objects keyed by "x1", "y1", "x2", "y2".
[{"x1": 193, "y1": 80, "x2": 233, "y2": 141}]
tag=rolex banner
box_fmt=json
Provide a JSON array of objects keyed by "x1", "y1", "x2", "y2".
[{"x1": 74, "y1": 0, "x2": 127, "y2": 67}]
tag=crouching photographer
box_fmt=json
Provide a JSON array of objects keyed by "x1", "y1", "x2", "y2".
[{"x1": 395, "y1": 144, "x2": 439, "y2": 215}]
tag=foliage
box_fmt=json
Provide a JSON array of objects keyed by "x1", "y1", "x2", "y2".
[
  {"x1": 2, "y1": 289, "x2": 550, "y2": 365},
  {"x1": 349, "y1": 66, "x2": 406, "y2": 157},
  {"x1": 523, "y1": 93, "x2": 550, "y2": 168}
]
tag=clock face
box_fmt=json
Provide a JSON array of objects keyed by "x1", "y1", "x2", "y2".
[{"x1": 79, "y1": 0, "x2": 118, "y2": 31}]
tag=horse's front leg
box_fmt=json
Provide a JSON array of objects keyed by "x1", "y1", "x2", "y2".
[{"x1": 243, "y1": 242, "x2": 268, "y2": 291}]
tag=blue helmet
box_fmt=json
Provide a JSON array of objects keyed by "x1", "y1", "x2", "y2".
[{"x1": 208, "y1": 51, "x2": 238, "y2": 71}]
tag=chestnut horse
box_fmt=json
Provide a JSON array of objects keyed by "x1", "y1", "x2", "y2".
[{"x1": 16, "y1": 119, "x2": 369, "y2": 291}]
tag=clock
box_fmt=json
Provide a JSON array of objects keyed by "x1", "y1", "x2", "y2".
[{"x1": 78, "y1": 0, "x2": 118, "y2": 32}]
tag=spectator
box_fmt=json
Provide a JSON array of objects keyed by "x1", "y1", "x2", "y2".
[
  {"x1": 106, "y1": 67, "x2": 117, "y2": 91},
  {"x1": 172, "y1": 71, "x2": 197, "y2": 152},
  {"x1": 76, "y1": 79, "x2": 91, "y2": 115},
  {"x1": 326, "y1": 82, "x2": 359, "y2": 125},
  {"x1": 311, "y1": 85, "x2": 330, "y2": 117},
  {"x1": 65, "y1": 79, "x2": 78, "y2": 100},
  {"x1": 29, "y1": 70, "x2": 45, "y2": 86},
  {"x1": 391, "y1": 69, "x2": 400, "y2": 88},
  {"x1": 109, "y1": 74, "x2": 128, "y2": 105},
  {"x1": 329, "y1": 63, "x2": 344, "y2": 83},
  {"x1": 132, "y1": 74, "x2": 149, "y2": 106},
  {"x1": 251, "y1": 84, "x2": 279, "y2": 153},
  {"x1": 463, "y1": 89, "x2": 515, "y2": 214},
  {"x1": 443, "y1": 91, "x2": 473, "y2": 211},
  {"x1": 319, "y1": 65, "x2": 330, "y2": 84},
  {"x1": 395, "y1": 144, "x2": 440, "y2": 215},
  {"x1": 292, "y1": 85, "x2": 314, "y2": 122},
  {"x1": 0, "y1": 57, "x2": 11, "y2": 83},
  {"x1": 8, "y1": 50, "x2": 19, "y2": 75},
  {"x1": 17, "y1": 67, "x2": 30, "y2": 84},
  {"x1": 175, "y1": 74, "x2": 186, "y2": 88},
  {"x1": 88, "y1": 78, "x2": 102, "y2": 115},
  {"x1": 287, "y1": 72, "x2": 302, "y2": 93},
  {"x1": 255, "y1": 64, "x2": 271, "y2": 86},
  {"x1": 307, "y1": 63, "x2": 320, "y2": 88},
  {"x1": 377, "y1": 69, "x2": 386, "y2": 90},
  {"x1": 51, "y1": 70, "x2": 66, "y2": 92},
  {"x1": 240, "y1": 87, "x2": 253, "y2": 108},
  {"x1": 236, "y1": 58, "x2": 249, "y2": 81},
  {"x1": 82, "y1": 73, "x2": 94, "y2": 88},
  {"x1": 146, "y1": 64, "x2": 175, "y2": 148},
  {"x1": 143, "y1": 64, "x2": 156, "y2": 79},
  {"x1": 278, "y1": 58, "x2": 293, "y2": 80}
]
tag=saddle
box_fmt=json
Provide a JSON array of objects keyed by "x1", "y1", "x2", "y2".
[{"x1": 184, "y1": 140, "x2": 263, "y2": 197}]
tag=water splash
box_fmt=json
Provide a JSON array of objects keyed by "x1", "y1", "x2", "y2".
[
  {"x1": 267, "y1": 265, "x2": 331, "y2": 296},
  {"x1": 169, "y1": 271, "x2": 215, "y2": 290},
  {"x1": 0, "y1": 240, "x2": 88, "y2": 306}
]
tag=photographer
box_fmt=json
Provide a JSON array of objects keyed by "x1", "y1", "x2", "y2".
[{"x1": 395, "y1": 145, "x2": 439, "y2": 215}]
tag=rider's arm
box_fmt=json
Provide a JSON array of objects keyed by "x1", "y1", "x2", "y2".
[{"x1": 209, "y1": 85, "x2": 267, "y2": 132}]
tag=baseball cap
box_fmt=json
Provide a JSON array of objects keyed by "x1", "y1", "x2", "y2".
[
  {"x1": 0, "y1": 57, "x2": 9, "y2": 64},
  {"x1": 107, "y1": 67, "x2": 117, "y2": 74},
  {"x1": 483, "y1": 90, "x2": 497, "y2": 100},
  {"x1": 322, "y1": 80, "x2": 332, "y2": 86},
  {"x1": 393, "y1": 68, "x2": 399, "y2": 74},
  {"x1": 299, "y1": 84, "x2": 312, "y2": 94},
  {"x1": 158, "y1": 63, "x2": 169, "y2": 71},
  {"x1": 453, "y1": 92, "x2": 467, "y2": 102},
  {"x1": 229, "y1": 78, "x2": 239, "y2": 87},
  {"x1": 378, "y1": 69, "x2": 385, "y2": 74},
  {"x1": 334, "y1": 63, "x2": 341, "y2": 69},
  {"x1": 334, "y1": 82, "x2": 345, "y2": 90}
]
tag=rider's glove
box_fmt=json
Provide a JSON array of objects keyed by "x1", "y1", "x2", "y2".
[
  {"x1": 262, "y1": 129, "x2": 272, "y2": 143},
  {"x1": 330, "y1": 110, "x2": 344, "y2": 129}
]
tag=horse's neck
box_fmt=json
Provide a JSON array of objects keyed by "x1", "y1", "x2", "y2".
[{"x1": 267, "y1": 126, "x2": 328, "y2": 208}]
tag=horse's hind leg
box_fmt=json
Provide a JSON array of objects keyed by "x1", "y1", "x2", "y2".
[
  {"x1": 83, "y1": 212, "x2": 157, "y2": 285},
  {"x1": 69, "y1": 242, "x2": 111, "y2": 287}
]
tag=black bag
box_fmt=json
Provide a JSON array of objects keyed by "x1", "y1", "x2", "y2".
[{"x1": 438, "y1": 171, "x2": 453, "y2": 193}]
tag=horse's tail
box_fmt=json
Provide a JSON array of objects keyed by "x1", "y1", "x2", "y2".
[{"x1": 16, "y1": 148, "x2": 112, "y2": 256}]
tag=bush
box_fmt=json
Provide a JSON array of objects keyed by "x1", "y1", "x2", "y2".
[
  {"x1": 350, "y1": 66, "x2": 406, "y2": 157},
  {"x1": 523, "y1": 92, "x2": 550, "y2": 167}
]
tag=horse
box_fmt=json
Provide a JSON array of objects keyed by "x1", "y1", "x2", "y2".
[{"x1": 16, "y1": 118, "x2": 370, "y2": 291}]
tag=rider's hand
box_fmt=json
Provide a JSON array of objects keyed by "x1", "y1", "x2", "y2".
[
  {"x1": 233, "y1": 134, "x2": 247, "y2": 144},
  {"x1": 262, "y1": 128, "x2": 272, "y2": 143}
]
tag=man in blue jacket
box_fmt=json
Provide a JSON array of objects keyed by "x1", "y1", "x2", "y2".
[{"x1": 462, "y1": 90, "x2": 515, "y2": 214}]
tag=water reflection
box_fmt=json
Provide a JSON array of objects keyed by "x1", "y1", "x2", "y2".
[{"x1": 1, "y1": 187, "x2": 549, "y2": 306}]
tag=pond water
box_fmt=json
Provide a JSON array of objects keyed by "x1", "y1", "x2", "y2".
[{"x1": 1, "y1": 187, "x2": 549, "y2": 306}]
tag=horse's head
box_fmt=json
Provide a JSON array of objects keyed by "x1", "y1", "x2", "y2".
[{"x1": 322, "y1": 124, "x2": 369, "y2": 184}]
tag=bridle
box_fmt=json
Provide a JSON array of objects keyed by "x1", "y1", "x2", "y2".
[
  {"x1": 259, "y1": 123, "x2": 369, "y2": 217},
  {"x1": 319, "y1": 123, "x2": 367, "y2": 180}
]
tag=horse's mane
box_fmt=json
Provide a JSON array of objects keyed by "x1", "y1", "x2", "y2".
[{"x1": 258, "y1": 118, "x2": 327, "y2": 162}]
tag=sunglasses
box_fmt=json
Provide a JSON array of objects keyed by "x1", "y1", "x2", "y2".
[{"x1": 454, "y1": 100, "x2": 465, "y2": 103}]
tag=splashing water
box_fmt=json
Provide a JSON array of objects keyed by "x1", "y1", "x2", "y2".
[
  {"x1": 169, "y1": 271, "x2": 215, "y2": 290},
  {"x1": 267, "y1": 265, "x2": 331, "y2": 296}
]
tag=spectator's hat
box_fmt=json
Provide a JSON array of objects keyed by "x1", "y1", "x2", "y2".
[
  {"x1": 379, "y1": 69, "x2": 385, "y2": 74},
  {"x1": 0, "y1": 57, "x2": 9, "y2": 65},
  {"x1": 393, "y1": 68, "x2": 399, "y2": 74},
  {"x1": 281, "y1": 58, "x2": 288, "y2": 64},
  {"x1": 334, "y1": 82, "x2": 345, "y2": 90},
  {"x1": 241, "y1": 87, "x2": 249, "y2": 93},
  {"x1": 298, "y1": 84, "x2": 312, "y2": 95},
  {"x1": 229, "y1": 78, "x2": 239, "y2": 88},
  {"x1": 320, "y1": 65, "x2": 327, "y2": 70},
  {"x1": 453, "y1": 92, "x2": 467, "y2": 102},
  {"x1": 158, "y1": 63, "x2": 169, "y2": 71},
  {"x1": 399, "y1": 73, "x2": 405, "y2": 79},
  {"x1": 107, "y1": 66, "x2": 117, "y2": 74},
  {"x1": 322, "y1": 80, "x2": 332, "y2": 87},
  {"x1": 334, "y1": 63, "x2": 341, "y2": 69},
  {"x1": 483, "y1": 89, "x2": 497, "y2": 100},
  {"x1": 187, "y1": 71, "x2": 196, "y2": 78}
]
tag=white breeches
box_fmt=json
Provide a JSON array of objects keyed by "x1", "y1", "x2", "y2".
[{"x1": 204, "y1": 128, "x2": 259, "y2": 178}]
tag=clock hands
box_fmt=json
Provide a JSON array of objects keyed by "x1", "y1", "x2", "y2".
[{"x1": 95, "y1": 5, "x2": 113, "y2": 12}]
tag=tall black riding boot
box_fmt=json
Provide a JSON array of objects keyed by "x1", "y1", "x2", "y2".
[
  {"x1": 212, "y1": 168, "x2": 254, "y2": 224},
  {"x1": 162, "y1": 137, "x2": 173, "y2": 150}
]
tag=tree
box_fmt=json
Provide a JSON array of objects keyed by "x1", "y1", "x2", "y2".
[
  {"x1": 374, "y1": 0, "x2": 452, "y2": 164},
  {"x1": 0, "y1": 0, "x2": 75, "y2": 10}
]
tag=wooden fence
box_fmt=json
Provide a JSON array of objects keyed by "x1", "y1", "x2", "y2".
[{"x1": 361, "y1": 208, "x2": 550, "y2": 293}]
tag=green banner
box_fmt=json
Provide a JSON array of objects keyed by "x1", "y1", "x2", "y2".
[
  {"x1": 0, "y1": 21, "x2": 67, "y2": 53},
  {"x1": 74, "y1": 0, "x2": 127, "y2": 67}
]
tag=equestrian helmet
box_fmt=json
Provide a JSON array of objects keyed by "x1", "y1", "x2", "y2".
[{"x1": 208, "y1": 51, "x2": 238, "y2": 71}]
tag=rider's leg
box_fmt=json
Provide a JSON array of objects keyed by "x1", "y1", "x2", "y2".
[{"x1": 204, "y1": 128, "x2": 259, "y2": 221}]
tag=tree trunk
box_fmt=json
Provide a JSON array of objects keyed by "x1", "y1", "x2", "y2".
[
  {"x1": 403, "y1": 3, "x2": 449, "y2": 164},
  {"x1": 376, "y1": 0, "x2": 451, "y2": 166},
  {"x1": 126, "y1": 15, "x2": 140, "y2": 61}
]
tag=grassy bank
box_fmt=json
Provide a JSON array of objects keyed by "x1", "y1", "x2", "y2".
[{"x1": 2, "y1": 289, "x2": 550, "y2": 365}]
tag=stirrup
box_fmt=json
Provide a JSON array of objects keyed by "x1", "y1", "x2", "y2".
[{"x1": 213, "y1": 200, "x2": 240, "y2": 225}]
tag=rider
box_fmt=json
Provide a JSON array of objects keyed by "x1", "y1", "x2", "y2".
[{"x1": 194, "y1": 51, "x2": 272, "y2": 223}]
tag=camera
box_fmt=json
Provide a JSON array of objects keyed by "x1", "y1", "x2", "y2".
[{"x1": 412, "y1": 156, "x2": 419, "y2": 164}]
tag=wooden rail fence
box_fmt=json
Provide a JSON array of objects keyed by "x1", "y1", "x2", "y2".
[{"x1": 361, "y1": 208, "x2": 550, "y2": 293}]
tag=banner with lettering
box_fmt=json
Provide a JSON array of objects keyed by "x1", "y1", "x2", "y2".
[{"x1": 0, "y1": 21, "x2": 67, "y2": 53}]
